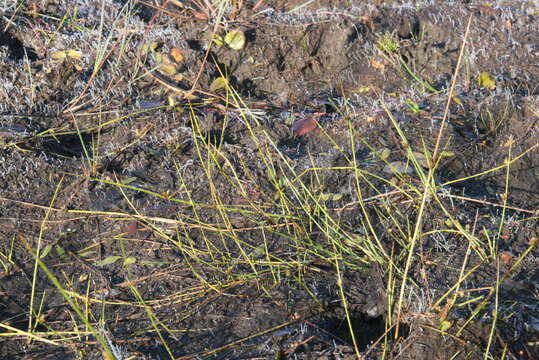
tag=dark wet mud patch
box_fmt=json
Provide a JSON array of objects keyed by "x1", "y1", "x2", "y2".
[{"x1": 0, "y1": 29, "x2": 38, "y2": 62}]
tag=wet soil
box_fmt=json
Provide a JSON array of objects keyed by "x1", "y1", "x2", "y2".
[{"x1": 0, "y1": 1, "x2": 538, "y2": 359}]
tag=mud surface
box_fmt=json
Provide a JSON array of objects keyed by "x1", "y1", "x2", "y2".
[{"x1": 0, "y1": 1, "x2": 538, "y2": 359}]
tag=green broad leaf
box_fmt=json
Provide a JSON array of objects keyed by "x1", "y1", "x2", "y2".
[
  {"x1": 439, "y1": 319, "x2": 453, "y2": 332},
  {"x1": 39, "y1": 244, "x2": 53, "y2": 259},
  {"x1": 142, "y1": 41, "x2": 159, "y2": 55},
  {"x1": 121, "y1": 177, "x2": 137, "y2": 185},
  {"x1": 344, "y1": 235, "x2": 365, "y2": 248},
  {"x1": 95, "y1": 255, "x2": 121, "y2": 267},
  {"x1": 123, "y1": 257, "x2": 137, "y2": 266},
  {"x1": 152, "y1": 51, "x2": 163, "y2": 64},
  {"x1": 167, "y1": 95, "x2": 176, "y2": 107},
  {"x1": 55, "y1": 245, "x2": 67, "y2": 259},
  {"x1": 139, "y1": 260, "x2": 165, "y2": 266},
  {"x1": 212, "y1": 34, "x2": 225, "y2": 46},
  {"x1": 503, "y1": 138, "x2": 515, "y2": 147},
  {"x1": 224, "y1": 30, "x2": 246, "y2": 50},
  {"x1": 65, "y1": 49, "x2": 81, "y2": 60},
  {"x1": 383, "y1": 161, "x2": 413, "y2": 175},
  {"x1": 78, "y1": 251, "x2": 93, "y2": 258},
  {"x1": 379, "y1": 148, "x2": 391, "y2": 161},
  {"x1": 148, "y1": 42, "x2": 159, "y2": 52},
  {"x1": 405, "y1": 98, "x2": 421, "y2": 113},
  {"x1": 451, "y1": 96, "x2": 462, "y2": 106},
  {"x1": 158, "y1": 63, "x2": 177, "y2": 76},
  {"x1": 50, "y1": 51, "x2": 67, "y2": 61},
  {"x1": 210, "y1": 77, "x2": 228, "y2": 92},
  {"x1": 477, "y1": 72, "x2": 496, "y2": 90},
  {"x1": 357, "y1": 86, "x2": 371, "y2": 94},
  {"x1": 250, "y1": 244, "x2": 266, "y2": 258},
  {"x1": 320, "y1": 193, "x2": 343, "y2": 201}
]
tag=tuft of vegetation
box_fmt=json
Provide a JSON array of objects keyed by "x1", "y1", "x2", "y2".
[{"x1": 0, "y1": 1, "x2": 537, "y2": 359}]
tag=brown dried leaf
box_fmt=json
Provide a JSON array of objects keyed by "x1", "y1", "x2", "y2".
[
  {"x1": 170, "y1": 48, "x2": 184, "y2": 63},
  {"x1": 438, "y1": 301, "x2": 452, "y2": 321},
  {"x1": 371, "y1": 58, "x2": 385, "y2": 71}
]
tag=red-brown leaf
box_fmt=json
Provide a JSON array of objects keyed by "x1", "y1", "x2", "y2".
[
  {"x1": 193, "y1": 11, "x2": 209, "y2": 20},
  {"x1": 292, "y1": 117, "x2": 317, "y2": 136},
  {"x1": 125, "y1": 221, "x2": 138, "y2": 236}
]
